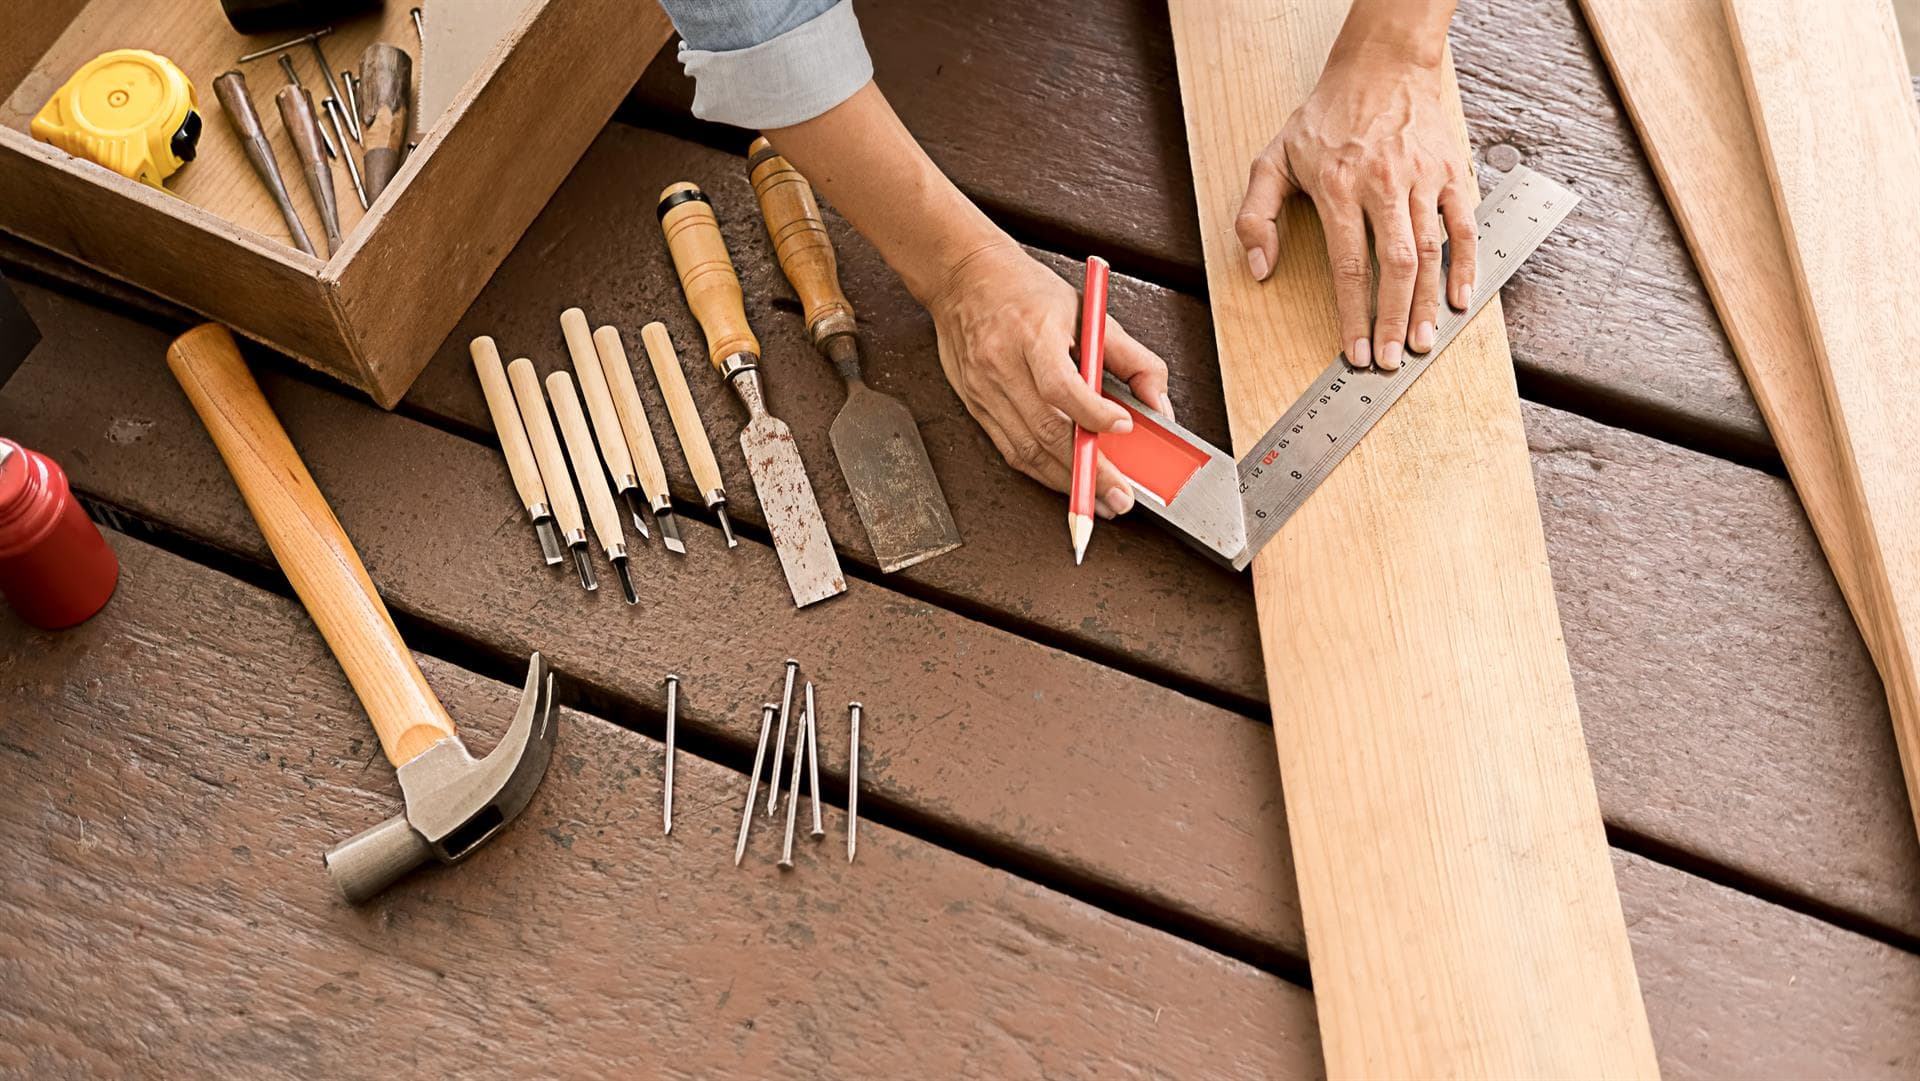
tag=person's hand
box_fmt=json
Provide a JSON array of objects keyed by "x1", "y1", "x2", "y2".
[
  {"x1": 1234, "y1": 51, "x2": 1477, "y2": 371},
  {"x1": 924, "y1": 239, "x2": 1172, "y2": 517}
]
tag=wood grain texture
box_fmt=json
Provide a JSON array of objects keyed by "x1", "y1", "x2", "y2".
[
  {"x1": 593, "y1": 323, "x2": 672, "y2": 503},
  {"x1": 11, "y1": 303, "x2": 1920, "y2": 1081},
  {"x1": 1166, "y1": 3, "x2": 1653, "y2": 1075},
  {"x1": 641, "y1": 320, "x2": 725, "y2": 500},
  {"x1": 1724, "y1": 0, "x2": 1920, "y2": 841},
  {"x1": 0, "y1": 532, "x2": 1318, "y2": 1078},
  {"x1": 470, "y1": 334, "x2": 548, "y2": 514},
  {"x1": 630, "y1": 0, "x2": 1767, "y2": 447}
]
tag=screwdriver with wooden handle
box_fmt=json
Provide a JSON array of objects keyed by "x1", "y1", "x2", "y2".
[
  {"x1": 560, "y1": 308, "x2": 650, "y2": 543},
  {"x1": 658, "y1": 181, "x2": 844, "y2": 607},
  {"x1": 640, "y1": 321, "x2": 732, "y2": 549},
  {"x1": 507, "y1": 356, "x2": 594, "y2": 591},
  {"x1": 470, "y1": 336, "x2": 563, "y2": 565},
  {"x1": 594, "y1": 324, "x2": 685, "y2": 554},
  {"x1": 747, "y1": 137, "x2": 961, "y2": 573},
  {"x1": 548, "y1": 370, "x2": 638, "y2": 605}
]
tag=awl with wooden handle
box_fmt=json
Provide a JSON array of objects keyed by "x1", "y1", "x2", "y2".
[
  {"x1": 658, "y1": 182, "x2": 844, "y2": 607},
  {"x1": 747, "y1": 138, "x2": 961, "y2": 573},
  {"x1": 508, "y1": 356, "x2": 594, "y2": 591},
  {"x1": 593, "y1": 323, "x2": 686, "y2": 554},
  {"x1": 471, "y1": 335, "x2": 564, "y2": 565},
  {"x1": 641, "y1": 321, "x2": 734, "y2": 548},
  {"x1": 549, "y1": 370, "x2": 638, "y2": 605},
  {"x1": 560, "y1": 308, "x2": 650, "y2": 544},
  {"x1": 357, "y1": 43, "x2": 411, "y2": 201}
]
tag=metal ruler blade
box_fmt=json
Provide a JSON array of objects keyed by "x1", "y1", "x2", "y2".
[{"x1": 1229, "y1": 165, "x2": 1578, "y2": 570}]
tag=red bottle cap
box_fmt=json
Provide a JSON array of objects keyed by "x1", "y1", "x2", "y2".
[{"x1": 0, "y1": 438, "x2": 119, "y2": 629}]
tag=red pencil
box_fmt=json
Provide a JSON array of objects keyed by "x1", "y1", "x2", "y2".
[{"x1": 1069, "y1": 255, "x2": 1110, "y2": 564}]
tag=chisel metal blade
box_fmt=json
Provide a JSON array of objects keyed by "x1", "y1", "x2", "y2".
[
  {"x1": 620, "y1": 487, "x2": 652, "y2": 541},
  {"x1": 830, "y1": 384, "x2": 961, "y2": 573},
  {"x1": 740, "y1": 413, "x2": 845, "y2": 608}
]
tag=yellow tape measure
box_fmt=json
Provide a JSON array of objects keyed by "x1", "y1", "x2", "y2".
[{"x1": 31, "y1": 49, "x2": 202, "y2": 189}]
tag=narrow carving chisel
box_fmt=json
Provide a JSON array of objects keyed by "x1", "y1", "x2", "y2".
[
  {"x1": 561, "y1": 308, "x2": 649, "y2": 544},
  {"x1": 641, "y1": 321, "x2": 733, "y2": 549},
  {"x1": 549, "y1": 371, "x2": 637, "y2": 605},
  {"x1": 508, "y1": 357, "x2": 594, "y2": 590},
  {"x1": 471, "y1": 336, "x2": 563, "y2": 564},
  {"x1": 591, "y1": 323, "x2": 686, "y2": 553}
]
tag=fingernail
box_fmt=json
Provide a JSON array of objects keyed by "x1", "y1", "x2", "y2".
[
  {"x1": 1247, "y1": 248, "x2": 1269, "y2": 281},
  {"x1": 1349, "y1": 338, "x2": 1372, "y2": 369},
  {"x1": 1156, "y1": 395, "x2": 1176, "y2": 423},
  {"x1": 1095, "y1": 501, "x2": 1116, "y2": 521},
  {"x1": 1452, "y1": 279, "x2": 1474, "y2": 310},
  {"x1": 1109, "y1": 413, "x2": 1133, "y2": 434},
  {"x1": 1105, "y1": 486, "x2": 1135, "y2": 515},
  {"x1": 1411, "y1": 320, "x2": 1434, "y2": 352},
  {"x1": 1379, "y1": 341, "x2": 1403, "y2": 371}
]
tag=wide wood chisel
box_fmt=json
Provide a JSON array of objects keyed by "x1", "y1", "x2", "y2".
[
  {"x1": 746, "y1": 138, "x2": 961, "y2": 573},
  {"x1": 561, "y1": 307, "x2": 651, "y2": 543},
  {"x1": 658, "y1": 182, "x2": 844, "y2": 607},
  {"x1": 590, "y1": 323, "x2": 685, "y2": 554},
  {"x1": 470, "y1": 335, "x2": 563, "y2": 565},
  {"x1": 641, "y1": 321, "x2": 735, "y2": 549}
]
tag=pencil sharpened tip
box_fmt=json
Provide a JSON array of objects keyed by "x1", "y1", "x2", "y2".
[{"x1": 1069, "y1": 513, "x2": 1093, "y2": 564}]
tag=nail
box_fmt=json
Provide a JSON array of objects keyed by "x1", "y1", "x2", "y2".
[
  {"x1": 847, "y1": 702, "x2": 862, "y2": 863},
  {"x1": 1350, "y1": 338, "x2": 1372, "y2": 369},
  {"x1": 1411, "y1": 320, "x2": 1435, "y2": 353},
  {"x1": 1247, "y1": 247, "x2": 1269, "y2": 281},
  {"x1": 1379, "y1": 341, "x2": 1403, "y2": 371},
  {"x1": 768, "y1": 659, "x2": 797, "y2": 817},
  {"x1": 1452, "y1": 278, "x2": 1474, "y2": 310},
  {"x1": 1105, "y1": 486, "x2": 1135, "y2": 516}
]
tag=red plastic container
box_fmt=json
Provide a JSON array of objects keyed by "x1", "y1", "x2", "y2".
[{"x1": 0, "y1": 438, "x2": 118, "y2": 628}]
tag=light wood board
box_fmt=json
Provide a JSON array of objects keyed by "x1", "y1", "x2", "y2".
[
  {"x1": 1722, "y1": 0, "x2": 1920, "y2": 840},
  {"x1": 1164, "y1": 1, "x2": 1657, "y2": 1075}
]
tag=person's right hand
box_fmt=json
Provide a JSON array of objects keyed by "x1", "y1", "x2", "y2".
[{"x1": 924, "y1": 237, "x2": 1173, "y2": 518}]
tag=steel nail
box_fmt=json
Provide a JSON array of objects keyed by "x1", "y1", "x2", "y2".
[
  {"x1": 805, "y1": 681, "x2": 823, "y2": 838},
  {"x1": 734, "y1": 704, "x2": 775, "y2": 866},
  {"x1": 847, "y1": 702, "x2": 861, "y2": 863},
  {"x1": 663, "y1": 674, "x2": 679, "y2": 835},
  {"x1": 767, "y1": 658, "x2": 797, "y2": 816},
  {"x1": 779, "y1": 698, "x2": 807, "y2": 869}
]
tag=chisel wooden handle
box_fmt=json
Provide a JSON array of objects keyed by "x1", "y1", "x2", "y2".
[
  {"x1": 358, "y1": 43, "x2": 411, "y2": 200},
  {"x1": 641, "y1": 321, "x2": 726, "y2": 499},
  {"x1": 747, "y1": 136, "x2": 857, "y2": 348},
  {"x1": 560, "y1": 308, "x2": 637, "y2": 490},
  {"x1": 165, "y1": 323, "x2": 456, "y2": 767},
  {"x1": 659, "y1": 182, "x2": 760, "y2": 369},
  {"x1": 592, "y1": 325, "x2": 672, "y2": 504},
  {"x1": 508, "y1": 357, "x2": 583, "y2": 541},
  {"x1": 547, "y1": 371, "x2": 624, "y2": 556},
  {"x1": 471, "y1": 336, "x2": 548, "y2": 515}
]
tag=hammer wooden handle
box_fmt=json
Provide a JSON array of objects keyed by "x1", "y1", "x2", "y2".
[
  {"x1": 548, "y1": 371, "x2": 625, "y2": 556},
  {"x1": 560, "y1": 308, "x2": 637, "y2": 489},
  {"x1": 165, "y1": 324, "x2": 456, "y2": 766},
  {"x1": 591, "y1": 325, "x2": 672, "y2": 505},
  {"x1": 641, "y1": 321, "x2": 725, "y2": 498},
  {"x1": 659, "y1": 181, "x2": 760, "y2": 370},
  {"x1": 507, "y1": 357, "x2": 583, "y2": 541},
  {"x1": 747, "y1": 136, "x2": 857, "y2": 348},
  {"x1": 470, "y1": 336, "x2": 547, "y2": 515}
]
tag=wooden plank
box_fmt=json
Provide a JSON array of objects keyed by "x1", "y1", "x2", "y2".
[
  {"x1": 9, "y1": 278, "x2": 1920, "y2": 1076},
  {"x1": 1723, "y1": 0, "x2": 1920, "y2": 842},
  {"x1": 1165, "y1": 3, "x2": 1653, "y2": 1074},
  {"x1": 628, "y1": 0, "x2": 1769, "y2": 447},
  {"x1": 0, "y1": 532, "x2": 1318, "y2": 1077}
]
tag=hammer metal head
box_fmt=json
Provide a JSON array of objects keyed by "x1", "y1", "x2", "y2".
[{"x1": 324, "y1": 653, "x2": 557, "y2": 902}]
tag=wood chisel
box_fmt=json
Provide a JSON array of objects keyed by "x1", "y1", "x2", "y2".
[
  {"x1": 548, "y1": 371, "x2": 638, "y2": 605},
  {"x1": 560, "y1": 308, "x2": 651, "y2": 543},
  {"x1": 470, "y1": 336, "x2": 564, "y2": 565},
  {"x1": 588, "y1": 322, "x2": 686, "y2": 553},
  {"x1": 658, "y1": 182, "x2": 845, "y2": 608},
  {"x1": 1105, "y1": 165, "x2": 1577, "y2": 571},
  {"x1": 507, "y1": 356, "x2": 594, "y2": 590},
  {"x1": 746, "y1": 139, "x2": 961, "y2": 573},
  {"x1": 640, "y1": 321, "x2": 735, "y2": 548}
]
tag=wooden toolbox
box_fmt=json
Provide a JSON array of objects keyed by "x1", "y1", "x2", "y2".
[{"x1": 0, "y1": 0, "x2": 673, "y2": 406}]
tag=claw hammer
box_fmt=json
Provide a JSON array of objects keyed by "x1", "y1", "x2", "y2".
[{"x1": 165, "y1": 324, "x2": 558, "y2": 902}]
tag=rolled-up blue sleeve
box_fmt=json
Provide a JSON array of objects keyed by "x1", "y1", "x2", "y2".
[{"x1": 657, "y1": 0, "x2": 874, "y2": 129}]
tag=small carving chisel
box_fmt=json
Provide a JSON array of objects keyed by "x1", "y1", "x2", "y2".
[
  {"x1": 508, "y1": 357, "x2": 594, "y2": 590},
  {"x1": 561, "y1": 308, "x2": 649, "y2": 543},
  {"x1": 640, "y1": 322, "x2": 732, "y2": 548},
  {"x1": 212, "y1": 71, "x2": 314, "y2": 256},
  {"x1": 549, "y1": 371, "x2": 637, "y2": 605},
  {"x1": 594, "y1": 325, "x2": 684, "y2": 554},
  {"x1": 471, "y1": 336, "x2": 563, "y2": 564}
]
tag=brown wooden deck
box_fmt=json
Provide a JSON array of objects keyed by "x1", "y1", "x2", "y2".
[{"x1": 4, "y1": 0, "x2": 1919, "y2": 1074}]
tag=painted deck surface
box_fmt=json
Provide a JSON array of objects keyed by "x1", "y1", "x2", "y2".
[{"x1": 3, "y1": 1, "x2": 1917, "y2": 1074}]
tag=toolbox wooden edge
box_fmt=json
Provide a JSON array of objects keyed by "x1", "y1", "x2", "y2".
[{"x1": 332, "y1": 0, "x2": 674, "y2": 407}]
